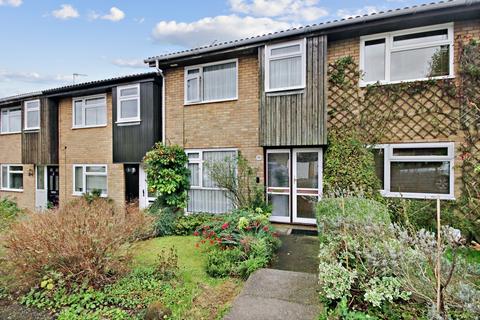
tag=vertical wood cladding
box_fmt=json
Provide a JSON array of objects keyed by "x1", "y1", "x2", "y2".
[
  {"x1": 259, "y1": 35, "x2": 328, "y2": 146},
  {"x1": 112, "y1": 79, "x2": 163, "y2": 163},
  {"x1": 22, "y1": 98, "x2": 58, "y2": 164}
]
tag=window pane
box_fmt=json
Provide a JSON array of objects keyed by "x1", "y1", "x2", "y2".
[
  {"x1": 187, "y1": 68, "x2": 199, "y2": 75},
  {"x1": 37, "y1": 166, "x2": 45, "y2": 190},
  {"x1": 297, "y1": 195, "x2": 317, "y2": 219},
  {"x1": 10, "y1": 166, "x2": 22, "y2": 172},
  {"x1": 271, "y1": 44, "x2": 301, "y2": 56},
  {"x1": 393, "y1": 147, "x2": 448, "y2": 157},
  {"x1": 364, "y1": 39, "x2": 386, "y2": 82},
  {"x1": 120, "y1": 87, "x2": 138, "y2": 97},
  {"x1": 202, "y1": 151, "x2": 236, "y2": 188},
  {"x1": 390, "y1": 161, "x2": 450, "y2": 194},
  {"x1": 203, "y1": 62, "x2": 237, "y2": 101},
  {"x1": 75, "y1": 167, "x2": 83, "y2": 192},
  {"x1": 1, "y1": 166, "x2": 7, "y2": 188},
  {"x1": 86, "y1": 175, "x2": 107, "y2": 194},
  {"x1": 74, "y1": 101, "x2": 83, "y2": 126},
  {"x1": 393, "y1": 29, "x2": 448, "y2": 47},
  {"x1": 85, "y1": 97, "x2": 105, "y2": 105},
  {"x1": 188, "y1": 189, "x2": 233, "y2": 214},
  {"x1": 372, "y1": 149, "x2": 385, "y2": 189},
  {"x1": 120, "y1": 99, "x2": 138, "y2": 119},
  {"x1": 9, "y1": 109, "x2": 21, "y2": 132},
  {"x1": 296, "y1": 152, "x2": 318, "y2": 189},
  {"x1": 10, "y1": 172, "x2": 23, "y2": 189},
  {"x1": 1, "y1": 110, "x2": 8, "y2": 132},
  {"x1": 269, "y1": 56, "x2": 302, "y2": 89},
  {"x1": 85, "y1": 105, "x2": 106, "y2": 126},
  {"x1": 188, "y1": 163, "x2": 200, "y2": 187},
  {"x1": 188, "y1": 153, "x2": 200, "y2": 159},
  {"x1": 86, "y1": 166, "x2": 106, "y2": 173},
  {"x1": 268, "y1": 153, "x2": 289, "y2": 188},
  {"x1": 186, "y1": 77, "x2": 199, "y2": 102},
  {"x1": 268, "y1": 194, "x2": 289, "y2": 217},
  {"x1": 391, "y1": 45, "x2": 449, "y2": 81},
  {"x1": 26, "y1": 101, "x2": 39, "y2": 109},
  {"x1": 27, "y1": 110, "x2": 40, "y2": 128}
]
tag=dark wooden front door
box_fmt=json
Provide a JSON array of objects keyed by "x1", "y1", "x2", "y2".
[
  {"x1": 125, "y1": 164, "x2": 139, "y2": 203},
  {"x1": 47, "y1": 166, "x2": 59, "y2": 207}
]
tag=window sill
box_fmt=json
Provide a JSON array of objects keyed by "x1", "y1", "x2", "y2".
[
  {"x1": 116, "y1": 120, "x2": 141, "y2": 126},
  {"x1": 0, "y1": 188, "x2": 23, "y2": 193},
  {"x1": 72, "y1": 124, "x2": 108, "y2": 130},
  {"x1": 23, "y1": 129, "x2": 40, "y2": 133},
  {"x1": 265, "y1": 86, "x2": 305, "y2": 94},
  {"x1": 266, "y1": 89, "x2": 305, "y2": 97},
  {"x1": 184, "y1": 97, "x2": 238, "y2": 106},
  {"x1": 381, "y1": 191, "x2": 455, "y2": 201},
  {"x1": 72, "y1": 193, "x2": 108, "y2": 198},
  {"x1": 0, "y1": 131, "x2": 22, "y2": 135},
  {"x1": 359, "y1": 75, "x2": 455, "y2": 88}
]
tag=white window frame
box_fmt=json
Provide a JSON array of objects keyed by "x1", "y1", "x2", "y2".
[
  {"x1": 373, "y1": 142, "x2": 455, "y2": 200},
  {"x1": 72, "y1": 94, "x2": 107, "y2": 129},
  {"x1": 117, "y1": 83, "x2": 141, "y2": 123},
  {"x1": 186, "y1": 149, "x2": 238, "y2": 191},
  {"x1": 360, "y1": 23, "x2": 454, "y2": 87},
  {"x1": 24, "y1": 100, "x2": 40, "y2": 131},
  {"x1": 184, "y1": 59, "x2": 238, "y2": 105},
  {"x1": 0, "y1": 107, "x2": 22, "y2": 134},
  {"x1": 0, "y1": 164, "x2": 23, "y2": 192},
  {"x1": 72, "y1": 164, "x2": 108, "y2": 197},
  {"x1": 265, "y1": 38, "x2": 307, "y2": 92}
]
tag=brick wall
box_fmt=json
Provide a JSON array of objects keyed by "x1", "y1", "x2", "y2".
[
  {"x1": 164, "y1": 55, "x2": 264, "y2": 179},
  {"x1": 58, "y1": 93, "x2": 125, "y2": 207}
]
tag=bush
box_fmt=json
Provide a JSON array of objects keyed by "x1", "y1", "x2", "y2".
[
  {"x1": 2, "y1": 198, "x2": 153, "y2": 289},
  {"x1": 173, "y1": 213, "x2": 216, "y2": 235},
  {"x1": 195, "y1": 208, "x2": 280, "y2": 278},
  {"x1": 147, "y1": 203, "x2": 182, "y2": 237},
  {"x1": 0, "y1": 197, "x2": 22, "y2": 232},
  {"x1": 323, "y1": 132, "x2": 381, "y2": 200},
  {"x1": 143, "y1": 143, "x2": 190, "y2": 210}
]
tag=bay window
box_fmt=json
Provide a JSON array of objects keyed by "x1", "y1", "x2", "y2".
[
  {"x1": 24, "y1": 100, "x2": 40, "y2": 130},
  {"x1": 186, "y1": 149, "x2": 237, "y2": 213},
  {"x1": 0, "y1": 165, "x2": 23, "y2": 191},
  {"x1": 265, "y1": 39, "x2": 306, "y2": 92},
  {"x1": 117, "y1": 84, "x2": 140, "y2": 123},
  {"x1": 360, "y1": 23, "x2": 454, "y2": 85},
  {"x1": 73, "y1": 95, "x2": 107, "y2": 128},
  {"x1": 1, "y1": 107, "x2": 21, "y2": 134},
  {"x1": 73, "y1": 165, "x2": 108, "y2": 196},
  {"x1": 184, "y1": 60, "x2": 237, "y2": 104},
  {"x1": 373, "y1": 142, "x2": 454, "y2": 199}
]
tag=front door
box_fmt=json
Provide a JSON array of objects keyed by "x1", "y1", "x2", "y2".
[
  {"x1": 139, "y1": 165, "x2": 156, "y2": 209},
  {"x1": 124, "y1": 164, "x2": 139, "y2": 204},
  {"x1": 47, "y1": 166, "x2": 59, "y2": 207},
  {"x1": 267, "y1": 148, "x2": 322, "y2": 225},
  {"x1": 35, "y1": 165, "x2": 48, "y2": 210}
]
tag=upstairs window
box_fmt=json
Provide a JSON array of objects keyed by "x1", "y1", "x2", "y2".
[
  {"x1": 0, "y1": 107, "x2": 21, "y2": 134},
  {"x1": 73, "y1": 95, "x2": 107, "y2": 128},
  {"x1": 373, "y1": 142, "x2": 454, "y2": 200},
  {"x1": 24, "y1": 100, "x2": 40, "y2": 130},
  {"x1": 117, "y1": 84, "x2": 140, "y2": 123},
  {"x1": 0, "y1": 165, "x2": 23, "y2": 191},
  {"x1": 184, "y1": 60, "x2": 237, "y2": 104},
  {"x1": 360, "y1": 23, "x2": 454, "y2": 85},
  {"x1": 265, "y1": 39, "x2": 306, "y2": 92}
]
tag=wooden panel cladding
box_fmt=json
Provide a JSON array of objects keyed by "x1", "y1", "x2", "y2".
[
  {"x1": 259, "y1": 35, "x2": 328, "y2": 146},
  {"x1": 22, "y1": 98, "x2": 59, "y2": 164},
  {"x1": 112, "y1": 80, "x2": 163, "y2": 163}
]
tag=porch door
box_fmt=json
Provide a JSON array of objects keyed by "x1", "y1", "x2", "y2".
[
  {"x1": 139, "y1": 165, "x2": 155, "y2": 209},
  {"x1": 267, "y1": 148, "x2": 322, "y2": 224},
  {"x1": 292, "y1": 149, "x2": 322, "y2": 224},
  {"x1": 35, "y1": 165, "x2": 48, "y2": 210}
]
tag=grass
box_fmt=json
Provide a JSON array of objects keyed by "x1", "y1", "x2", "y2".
[{"x1": 131, "y1": 236, "x2": 242, "y2": 319}]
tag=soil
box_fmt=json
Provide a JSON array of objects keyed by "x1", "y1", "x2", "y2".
[{"x1": 0, "y1": 299, "x2": 53, "y2": 320}]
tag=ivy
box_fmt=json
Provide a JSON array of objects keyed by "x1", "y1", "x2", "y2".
[
  {"x1": 329, "y1": 56, "x2": 357, "y2": 85},
  {"x1": 143, "y1": 143, "x2": 190, "y2": 210}
]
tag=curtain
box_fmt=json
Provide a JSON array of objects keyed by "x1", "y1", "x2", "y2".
[
  {"x1": 86, "y1": 175, "x2": 107, "y2": 194},
  {"x1": 203, "y1": 62, "x2": 236, "y2": 101},
  {"x1": 188, "y1": 189, "x2": 234, "y2": 214},
  {"x1": 269, "y1": 56, "x2": 302, "y2": 89}
]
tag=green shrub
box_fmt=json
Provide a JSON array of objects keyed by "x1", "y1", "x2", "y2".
[
  {"x1": 143, "y1": 143, "x2": 190, "y2": 210},
  {"x1": 323, "y1": 132, "x2": 381, "y2": 200},
  {"x1": 147, "y1": 203, "x2": 182, "y2": 237},
  {"x1": 0, "y1": 197, "x2": 22, "y2": 231},
  {"x1": 196, "y1": 208, "x2": 280, "y2": 278},
  {"x1": 173, "y1": 213, "x2": 216, "y2": 235}
]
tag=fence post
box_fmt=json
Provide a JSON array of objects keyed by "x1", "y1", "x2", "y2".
[{"x1": 436, "y1": 197, "x2": 441, "y2": 315}]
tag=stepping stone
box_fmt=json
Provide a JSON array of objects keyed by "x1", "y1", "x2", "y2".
[{"x1": 224, "y1": 269, "x2": 320, "y2": 320}]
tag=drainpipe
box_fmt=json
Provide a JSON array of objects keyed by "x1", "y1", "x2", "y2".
[{"x1": 155, "y1": 60, "x2": 166, "y2": 144}]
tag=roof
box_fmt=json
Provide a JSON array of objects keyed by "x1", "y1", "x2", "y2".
[
  {"x1": 0, "y1": 91, "x2": 42, "y2": 105},
  {"x1": 145, "y1": 0, "x2": 479, "y2": 64}
]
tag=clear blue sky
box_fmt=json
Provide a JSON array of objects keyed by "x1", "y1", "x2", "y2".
[{"x1": 0, "y1": 0, "x2": 428, "y2": 97}]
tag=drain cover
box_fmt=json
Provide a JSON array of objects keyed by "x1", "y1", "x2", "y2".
[{"x1": 290, "y1": 229, "x2": 318, "y2": 236}]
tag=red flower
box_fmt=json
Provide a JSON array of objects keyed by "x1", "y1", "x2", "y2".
[
  {"x1": 210, "y1": 240, "x2": 215, "y2": 245},
  {"x1": 193, "y1": 231, "x2": 199, "y2": 236},
  {"x1": 201, "y1": 239, "x2": 206, "y2": 244},
  {"x1": 263, "y1": 226, "x2": 269, "y2": 231},
  {"x1": 221, "y1": 223, "x2": 229, "y2": 230}
]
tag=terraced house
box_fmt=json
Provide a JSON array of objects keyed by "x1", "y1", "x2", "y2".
[
  {"x1": 1, "y1": 0, "x2": 479, "y2": 226},
  {"x1": 145, "y1": 0, "x2": 480, "y2": 225},
  {"x1": 0, "y1": 73, "x2": 162, "y2": 211}
]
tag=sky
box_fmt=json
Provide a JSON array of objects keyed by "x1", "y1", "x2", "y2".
[{"x1": 0, "y1": 0, "x2": 429, "y2": 98}]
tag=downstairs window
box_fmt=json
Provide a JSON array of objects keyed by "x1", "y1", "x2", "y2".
[
  {"x1": 73, "y1": 165, "x2": 108, "y2": 196},
  {"x1": 373, "y1": 142, "x2": 454, "y2": 199},
  {"x1": 0, "y1": 165, "x2": 23, "y2": 191}
]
